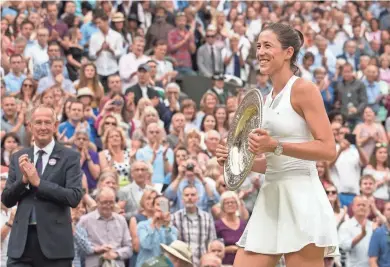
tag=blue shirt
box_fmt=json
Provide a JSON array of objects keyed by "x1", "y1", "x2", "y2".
[
  {"x1": 368, "y1": 225, "x2": 390, "y2": 267},
  {"x1": 136, "y1": 219, "x2": 178, "y2": 267},
  {"x1": 136, "y1": 145, "x2": 174, "y2": 184},
  {"x1": 4, "y1": 72, "x2": 26, "y2": 94},
  {"x1": 33, "y1": 61, "x2": 69, "y2": 81},
  {"x1": 37, "y1": 75, "x2": 75, "y2": 94},
  {"x1": 363, "y1": 79, "x2": 382, "y2": 113},
  {"x1": 80, "y1": 21, "x2": 99, "y2": 48},
  {"x1": 58, "y1": 121, "x2": 94, "y2": 143},
  {"x1": 164, "y1": 177, "x2": 220, "y2": 212},
  {"x1": 320, "y1": 85, "x2": 335, "y2": 113},
  {"x1": 1, "y1": 7, "x2": 18, "y2": 17}
]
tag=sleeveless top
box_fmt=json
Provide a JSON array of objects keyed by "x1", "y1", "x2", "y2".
[
  {"x1": 262, "y1": 75, "x2": 315, "y2": 176},
  {"x1": 103, "y1": 148, "x2": 131, "y2": 187}
]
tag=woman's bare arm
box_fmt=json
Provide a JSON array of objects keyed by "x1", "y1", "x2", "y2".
[
  {"x1": 251, "y1": 155, "x2": 266, "y2": 174},
  {"x1": 274, "y1": 79, "x2": 337, "y2": 161}
]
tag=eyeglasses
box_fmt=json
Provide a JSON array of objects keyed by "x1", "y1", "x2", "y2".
[
  {"x1": 23, "y1": 83, "x2": 33, "y2": 88},
  {"x1": 148, "y1": 130, "x2": 160, "y2": 135},
  {"x1": 223, "y1": 201, "x2": 237, "y2": 206},
  {"x1": 326, "y1": 190, "x2": 337, "y2": 195},
  {"x1": 105, "y1": 121, "x2": 117, "y2": 126},
  {"x1": 376, "y1": 143, "x2": 388, "y2": 148}
]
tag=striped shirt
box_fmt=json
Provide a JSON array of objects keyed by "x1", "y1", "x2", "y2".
[{"x1": 172, "y1": 208, "x2": 217, "y2": 267}]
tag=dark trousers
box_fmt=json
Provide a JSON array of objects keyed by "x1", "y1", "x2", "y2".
[{"x1": 7, "y1": 226, "x2": 72, "y2": 267}]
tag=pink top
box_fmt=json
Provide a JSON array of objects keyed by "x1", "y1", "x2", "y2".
[{"x1": 380, "y1": 68, "x2": 390, "y2": 84}]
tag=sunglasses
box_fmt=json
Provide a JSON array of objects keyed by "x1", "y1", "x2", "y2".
[
  {"x1": 376, "y1": 143, "x2": 388, "y2": 148},
  {"x1": 23, "y1": 83, "x2": 33, "y2": 88},
  {"x1": 206, "y1": 35, "x2": 216, "y2": 38},
  {"x1": 105, "y1": 122, "x2": 117, "y2": 126},
  {"x1": 326, "y1": 190, "x2": 337, "y2": 195}
]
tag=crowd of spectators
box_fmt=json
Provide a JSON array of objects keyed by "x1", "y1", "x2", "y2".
[{"x1": 0, "y1": 1, "x2": 390, "y2": 267}]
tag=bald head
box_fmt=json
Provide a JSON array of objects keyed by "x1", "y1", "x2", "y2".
[{"x1": 200, "y1": 253, "x2": 222, "y2": 267}]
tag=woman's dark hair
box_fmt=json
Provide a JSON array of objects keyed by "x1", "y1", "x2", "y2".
[
  {"x1": 369, "y1": 145, "x2": 389, "y2": 169},
  {"x1": 18, "y1": 77, "x2": 37, "y2": 101},
  {"x1": 214, "y1": 105, "x2": 229, "y2": 131},
  {"x1": 260, "y1": 23, "x2": 304, "y2": 75},
  {"x1": 1, "y1": 132, "x2": 21, "y2": 166},
  {"x1": 328, "y1": 110, "x2": 345, "y2": 124},
  {"x1": 200, "y1": 114, "x2": 217, "y2": 132},
  {"x1": 60, "y1": 97, "x2": 78, "y2": 123}
]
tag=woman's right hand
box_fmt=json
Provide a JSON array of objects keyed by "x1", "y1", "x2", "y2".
[{"x1": 216, "y1": 140, "x2": 228, "y2": 167}]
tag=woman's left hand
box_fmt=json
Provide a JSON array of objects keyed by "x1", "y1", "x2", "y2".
[{"x1": 248, "y1": 129, "x2": 277, "y2": 155}]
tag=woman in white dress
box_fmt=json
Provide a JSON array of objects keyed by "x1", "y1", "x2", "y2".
[{"x1": 216, "y1": 23, "x2": 338, "y2": 267}]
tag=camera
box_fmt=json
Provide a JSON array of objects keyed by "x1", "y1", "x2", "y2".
[{"x1": 186, "y1": 163, "x2": 195, "y2": 171}]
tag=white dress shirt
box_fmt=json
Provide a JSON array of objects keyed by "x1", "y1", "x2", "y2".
[
  {"x1": 330, "y1": 144, "x2": 362, "y2": 194},
  {"x1": 140, "y1": 86, "x2": 148, "y2": 99},
  {"x1": 89, "y1": 29, "x2": 123, "y2": 76},
  {"x1": 119, "y1": 52, "x2": 150, "y2": 91},
  {"x1": 33, "y1": 138, "x2": 55, "y2": 172},
  {"x1": 338, "y1": 217, "x2": 373, "y2": 267},
  {"x1": 24, "y1": 43, "x2": 49, "y2": 67}
]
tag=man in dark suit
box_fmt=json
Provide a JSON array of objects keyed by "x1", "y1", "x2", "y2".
[
  {"x1": 125, "y1": 64, "x2": 160, "y2": 105},
  {"x1": 1, "y1": 105, "x2": 83, "y2": 267},
  {"x1": 337, "y1": 40, "x2": 360, "y2": 71}
]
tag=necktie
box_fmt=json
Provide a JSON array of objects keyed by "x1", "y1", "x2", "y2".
[
  {"x1": 211, "y1": 46, "x2": 216, "y2": 74},
  {"x1": 234, "y1": 53, "x2": 241, "y2": 78},
  {"x1": 29, "y1": 150, "x2": 45, "y2": 224}
]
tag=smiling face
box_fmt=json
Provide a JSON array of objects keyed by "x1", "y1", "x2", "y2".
[{"x1": 256, "y1": 30, "x2": 294, "y2": 76}]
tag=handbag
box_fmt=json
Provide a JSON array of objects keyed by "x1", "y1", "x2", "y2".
[{"x1": 99, "y1": 257, "x2": 119, "y2": 267}]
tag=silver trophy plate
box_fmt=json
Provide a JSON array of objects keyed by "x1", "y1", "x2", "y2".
[{"x1": 224, "y1": 89, "x2": 263, "y2": 191}]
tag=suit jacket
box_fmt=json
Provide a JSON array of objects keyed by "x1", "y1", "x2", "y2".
[
  {"x1": 196, "y1": 44, "x2": 223, "y2": 77},
  {"x1": 125, "y1": 84, "x2": 160, "y2": 105},
  {"x1": 337, "y1": 53, "x2": 360, "y2": 70},
  {"x1": 1, "y1": 142, "x2": 83, "y2": 259},
  {"x1": 117, "y1": 183, "x2": 144, "y2": 221}
]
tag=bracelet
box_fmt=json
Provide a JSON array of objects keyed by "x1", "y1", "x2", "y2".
[{"x1": 5, "y1": 222, "x2": 12, "y2": 228}]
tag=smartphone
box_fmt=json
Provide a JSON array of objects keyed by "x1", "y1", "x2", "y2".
[
  {"x1": 345, "y1": 133, "x2": 356, "y2": 145},
  {"x1": 112, "y1": 100, "x2": 123, "y2": 106},
  {"x1": 159, "y1": 198, "x2": 169, "y2": 213}
]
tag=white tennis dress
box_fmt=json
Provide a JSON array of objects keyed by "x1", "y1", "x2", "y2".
[{"x1": 237, "y1": 75, "x2": 339, "y2": 256}]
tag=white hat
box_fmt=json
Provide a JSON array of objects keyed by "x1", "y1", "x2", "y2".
[
  {"x1": 160, "y1": 240, "x2": 192, "y2": 264},
  {"x1": 77, "y1": 87, "x2": 94, "y2": 98}
]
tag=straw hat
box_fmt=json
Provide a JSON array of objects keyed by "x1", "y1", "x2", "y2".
[
  {"x1": 77, "y1": 87, "x2": 94, "y2": 98},
  {"x1": 112, "y1": 12, "x2": 125, "y2": 23},
  {"x1": 160, "y1": 240, "x2": 192, "y2": 264}
]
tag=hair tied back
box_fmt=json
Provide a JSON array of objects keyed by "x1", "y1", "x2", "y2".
[{"x1": 295, "y1": 29, "x2": 304, "y2": 49}]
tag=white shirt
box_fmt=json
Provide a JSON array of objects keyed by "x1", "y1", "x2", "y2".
[
  {"x1": 119, "y1": 53, "x2": 150, "y2": 91},
  {"x1": 33, "y1": 138, "x2": 55, "y2": 172},
  {"x1": 155, "y1": 58, "x2": 174, "y2": 80},
  {"x1": 89, "y1": 29, "x2": 123, "y2": 76},
  {"x1": 338, "y1": 217, "x2": 373, "y2": 267},
  {"x1": 24, "y1": 43, "x2": 49, "y2": 67},
  {"x1": 1, "y1": 209, "x2": 11, "y2": 267},
  {"x1": 140, "y1": 86, "x2": 148, "y2": 99},
  {"x1": 330, "y1": 144, "x2": 361, "y2": 194}
]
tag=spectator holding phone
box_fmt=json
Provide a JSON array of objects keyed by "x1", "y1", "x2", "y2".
[
  {"x1": 136, "y1": 195, "x2": 178, "y2": 267},
  {"x1": 165, "y1": 158, "x2": 219, "y2": 212},
  {"x1": 329, "y1": 122, "x2": 369, "y2": 207}
]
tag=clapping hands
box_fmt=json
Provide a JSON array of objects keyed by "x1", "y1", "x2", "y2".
[{"x1": 18, "y1": 154, "x2": 40, "y2": 187}]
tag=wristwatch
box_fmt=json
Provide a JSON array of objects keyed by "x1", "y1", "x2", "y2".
[{"x1": 274, "y1": 141, "x2": 283, "y2": 156}]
